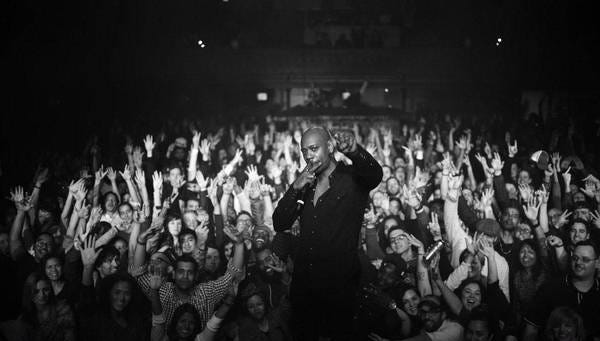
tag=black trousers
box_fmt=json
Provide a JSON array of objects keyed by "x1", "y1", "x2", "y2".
[{"x1": 290, "y1": 282, "x2": 358, "y2": 341}]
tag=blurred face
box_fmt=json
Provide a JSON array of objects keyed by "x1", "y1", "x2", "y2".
[
  {"x1": 236, "y1": 214, "x2": 253, "y2": 233},
  {"x1": 505, "y1": 183, "x2": 518, "y2": 200},
  {"x1": 465, "y1": 320, "x2": 491, "y2": 341},
  {"x1": 571, "y1": 245, "x2": 598, "y2": 279},
  {"x1": 462, "y1": 189, "x2": 473, "y2": 205},
  {"x1": 98, "y1": 255, "x2": 120, "y2": 278},
  {"x1": 569, "y1": 223, "x2": 589, "y2": 244},
  {"x1": 204, "y1": 248, "x2": 221, "y2": 273},
  {"x1": 181, "y1": 234, "x2": 196, "y2": 254},
  {"x1": 387, "y1": 178, "x2": 400, "y2": 195},
  {"x1": 389, "y1": 230, "x2": 410, "y2": 255},
  {"x1": 518, "y1": 170, "x2": 531, "y2": 186},
  {"x1": 382, "y1": 167, "x2": 392, "y2": 181},
  {"x1": 35, "y1": 235, "x2": 54, "y2": 260},
  {"x1": 246, "y1": 295, "x2": 266, "y2": 321},
  {"x1": 169, "y1": 168, "x2": 182, "y2": 187},
  {"x1": 461, "y1": 282, "x2": 482, "y2": 311},
  {"x1": 110, "y1": 281, "x2": 132, "y2": 312},
  {"x1": 45, "y1": 257, "x2": 63, "y2": 281},
  {"x1": 551, "y1": 320, "x2": 577, "y2": 341},
  {"x1": 573, "y1": 192, "x2": 586, "y2": 204},
  {"x1": 150, "y1": 253, "x2": 171, "y2": 274},
  {"x1": 174, "y1": 261, "x2": 196, "y2": 290},
  {"x1": 395, "y1": 168, "x2": 406, "y2": 184},
  {"x1": 168, "y1": 218, "x2": 182, "y2": 237},
  {"x1": 515, "y1": 223, "x2": 533, "y2": 241},
  {"x1": 118, "y1": 204, "x2": 133, "y2": 224},
  {"x1": 419, "y1": 304, "x2": 444, "y2": 332},
  {"x1": 389, "y1": 200, "x2": 401, "y2": 216},
  {"x1": 197, "y1": 209, "x2": 209, "y2": 227},
  {"x1": 183, "y1": 212, "x2": 198, "y2": 230},
  {"x1": 105, "y1": 194, "x2": 118, "y2": 212},
  {"x1": 548, "y1": 208, "x2": 562, "y2": 227},
  {"x1": 510, "y1": 163, "x2": 519, "y2": 179},
  {"x1": 402, "y1": 289, "x2": 420, "y2": 316},
  {"x1": 252, "y1": 229, "x2": 270, "y2": 250},
  {"x1": 519, "y1": 244, "x2": 537, "y2": 268},
  {"x1": 185, "y1": 200, "x2": 200, "y2": 212},
  {"x1": 33, "y1": 280, "x2": 51, "y2": 306},
  {"x1": 38, "y1": 209, "x2": 52, "y2": 225},
  {"x1": 434, "y1": 171, "x2": 442, "y2": 186},
  {"x1": 114, "y1": 240, "x2": 128, "y2": 257},
  {"x1": 574, "y1": 208, "x2": 590, "y2": 222},
  {"x1": 256, "y1": 249, "x2": 276, "y2": 276},
  {"x1": 176, "y1": 312, "x2": 197, "y2": 338},
  {"x1": 501, "y1": 207, "x2": 520, "y2": 230},
  {"x1": 224, "y1": 243, "x2": 233, "y2": 260},
  {"x1": 372, "y1": 192, "x2": 385, "y2": 208},
  {"x1": 377, "y1": 262, "x2": 399, "y2": 289},
  {"x1": 0, "y1": 233, "x2": 9, "y2": 256},
  {"x1": 467, "y1": 254, "x2": 483, "y2": 278}
]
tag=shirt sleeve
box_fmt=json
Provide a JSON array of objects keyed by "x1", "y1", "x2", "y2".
[
  {"x1": 443, "y1": 199, "x2": 469, "y2": 268},
  {"x1": 345, "y1": 144, "x2": 383, "y2": 191},
  {"x1": 193, "y1": 268, "x2": 234, "y2": 306}
]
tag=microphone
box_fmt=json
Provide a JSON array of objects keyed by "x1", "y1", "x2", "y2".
[{"x1": 296, "y1": 161, "x2": 316, "y2": 211}]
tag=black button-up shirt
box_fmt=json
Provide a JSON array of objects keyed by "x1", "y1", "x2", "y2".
[{"x1": 273, "y1": 145, "x2": 382, "y2": 289}]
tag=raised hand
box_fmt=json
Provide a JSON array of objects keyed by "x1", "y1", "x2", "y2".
[
  {"x1": 106, "y1": 167, "x2": 117, "y2": 182},
  {"x1": 232, "y1": 149, "x2": 244, "y2": 165},
  {"x1": 562, "y1": 167, "x2": 572, "y2": 185},
  {"x1": 148, "y1": 266, "x2": 165, "y2": 291},
  {"x1": 428, "y1": 212, "x2": 442, "y2": 241},
  {"x1": 143, "y1": 135, "x2": 155, "y2": 154},
  {"x1": 244, "y1": 165, "x2": 262, "y2": 183},
  {"x1": 413, "y1": 166, "x2": 431, "y2": 189},
  {"x1": 455, "y1": 135, "x2": 468, "y2": 150},
  {"x1": 536, "y1": 188, "x2": 549, "y2": 205},
  {"x1": 119, "y1": 164, "x2": 132, "y2": 182},
  {"x1": 34, "y1": 167, "x2": 49, "y2": 186},
  {"x1": 94, "y1": 166, "x2": 108, "y2": 186},
  {"x1": 547, "y1": 235, "x2": 564, "y2": 248},
  {"x1": 556, "y1": 210, "x2": 572, "y2": 229},
  {"x1": 474, "y1": 153, "x2": 492, "y2": 177},
  {"x1": 135, "y1": 169, "x2": 146, "y2": 188},
  {"x1": 192, "y1": 131, "x2": 201, "y2": 150},
  {"x1": 69, "y1": 178, "x2": 85, "y2": 195},
  {"x1": 80, "y1": 236, "x2": 100, "y2": 267},
  {"x1": 490, "y1": 153, "x2": 504, "y2": 175},
  {"x1": 522, "y1": 196, "x2": 541, "y2": 223},
  {"x1": 76, "y1": 203, "x2": 91, "y2": 220},
  {"x1": 223, "y1": 224, "x2": 246, "y2": 244},
  {"x1": 333, "y1": 130, "x2": 357, "y2": 154},
  {"x1": 10, "y1": 186, "x2": 31, "y2": 211},
  {"x1": 266, "y1": 253, "x2": 288, "y2": 274},
  {"x1": 366, "y1": 143, "x2": 377, "y2": 156},
  {"x1": 477, "y1": 237, "x2": 494, "y2": 259},
  {"x1": 74, "y1": 186, "x2": 88, "y2": 202},
  {"x1": 195, "y1": 170, "x2": 209, "y2": 190},
  {"x1": 478, "y1": 188, "x2": 495, "y2": 210},
  {"x1": 590, "y1": 210, "x2": 600, "y2": 229},
  {"x1": 152, "y1": 171, "x2": 163, "y2": 192},
  {"x1": 447, "y1": 174, "x2": 464, "y2": 202},
  {"x1": 551, "y1": 152, "x2": 561, "y2": 171},
  {"x1": 89, "y1": 206, "x2": 102, "y2": 223},
  {"x1": 518, "y1": 183, "x2": 533, "y2": 202},
  {"x1": 199, "y1": 139, "x2": 211, "y2": 157},
  {"x1": 407, "y1": 234, "x2": 425, "y2": 254}
]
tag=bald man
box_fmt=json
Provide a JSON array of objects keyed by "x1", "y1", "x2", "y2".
[{"x1": 273, "y1": 127, "x2": 382, "y2": 340}]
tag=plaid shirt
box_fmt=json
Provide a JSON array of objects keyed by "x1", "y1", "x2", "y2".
[{"x1": 135, "y1": 265, "x2": 235, "y2": 328}]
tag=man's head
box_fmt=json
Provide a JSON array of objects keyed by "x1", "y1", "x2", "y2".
[
  {"x1": 571, "y1": 240, "x2": 599, "y2": 280},
  {"x1": 475, "y1": 219, "x2": 501, "y2": 244},
  {"x1": 573, "y1": 202, "x2": 591, "y2": 222},
  {"x1": 34, "y1": 232, "x2": 54, "y2": 260},
  {"x1": 178, "y1": 229, "x2": 197, "y2": 254},
  {"x1": 255, "y1": 248, "x2": 277, "y2": 277},
  {"x1": 185, "y1": 198, "x2": 200, "y2": 212},
  {"x1": 500, "y1": 206, "x2": 520, "y2": 231},
  {"x1": 569, "y1": 219, "x2": 590, "y2": 245},
  {"x1": 95, "y1": 246, "x2": 120, "y2": 278},
  {"x1": 465, "y1": 308, "x2": 493, "y2": 341},
  {"x1": 300, "y1": 127, "x2": 335, "y2": 175},
  {"x1": 418, "y1": 295, "x2": 446, "y2": 332},
  {"x1": 252, "y1": 225, "x2": 271, "y2": 251},
  {"x1": 204, "y1": 246, "x2": 221, "y2": 274},
  {"x1": 173, "y1": 255, "x2": 198, "y2": 291}
]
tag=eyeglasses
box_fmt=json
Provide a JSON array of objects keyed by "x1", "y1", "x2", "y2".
[{"x1": 390, "y1": 235, "x2": 408, "y2": 244}]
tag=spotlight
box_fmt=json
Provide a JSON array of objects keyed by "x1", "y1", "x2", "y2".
[
  {"x1": 384, "y1": 88, "x2": 389, "y2": 93},
  {"x1": 342, "y1": 91, "x2": 351, "y2": 100},
  {"x1": 257, "y1": 92, "x2": 268, "y2": 101},
  {"x1": 198, "y1": 40, "x2": 203, "y2": 45}
]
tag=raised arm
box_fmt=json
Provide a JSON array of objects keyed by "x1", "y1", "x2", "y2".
[
  {"x1": 9, "y1": 187, "x2": 30, "y2": 260},
  {"x1": 333, "y1": 130, "x2": 383, "y2": 191}
]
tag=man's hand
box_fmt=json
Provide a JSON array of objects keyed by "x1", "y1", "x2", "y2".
[
  {"x1": 106, "y1": 167, "x2": 117, "y2": 182},
  {"x1": 143, "y1": 135, "x2": 155, "y2": 157},
  {"x1": 119, "y1": 164, "x2": 132, "y2": 182},
  {"x1": 152, "y1": 171, "x2": 163, "y2": 192},
  {"x1": 81, "y1": 236, "x2": 100, "y2": 267},
  {"x1": 195, "y1": 170, "x2": 209, "y2": 191},
  {"x1": 428, "y1": 212, "x2": 442, "y2": 241},
  {"x1": 507, "y1": 139, "x2": 518, "y2": 158},
  {"x1": 333, "y1": 130, "x2": 357, "y2": 154},
  {"x1": 490, "y1": 153, "x2": 504, "y2": 176},
  {"x1": 522, "y1": 196, "x2": 541, "y2": 224},
  {"x1": 292, "y1": 162, "x2": 317, "y2": 191},
  {"x1": 10, "y1": 186, "x2": 32, "y2": 211}
]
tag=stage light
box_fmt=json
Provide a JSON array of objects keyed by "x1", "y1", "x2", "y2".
[
  {"x1": 384, "y1": 88, "x2": 389, "y2": 93},
  {"x1": 342, "y1": 91, "x2": 351, "y2": 100},
  {"x1": 496, "y1": 37, "x2": 502, "y2": 46},
  {"x1": 257, "y1": 92, "x2": 268, "y2": 101},
  {"x1": 198, "y1": 40, "x2": 203, "y2": 45}
]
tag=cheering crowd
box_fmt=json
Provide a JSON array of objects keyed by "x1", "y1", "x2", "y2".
[{"x1": 0, "y1": 111, "x2": 599, "y2": 341}]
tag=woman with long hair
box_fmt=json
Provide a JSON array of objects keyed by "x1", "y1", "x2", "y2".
[{"x1": 544, "y1": 306, "x2": 585, "y2": 341}]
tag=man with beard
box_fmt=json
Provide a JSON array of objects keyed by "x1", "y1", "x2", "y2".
[
  {"x1": 242, "y1": 247, "x2": 291, "y2": 311},
  {"x1": 523, "y1": 240, "x2": 600, "y2": 340}
]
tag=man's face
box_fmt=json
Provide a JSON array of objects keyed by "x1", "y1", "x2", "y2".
[
  {"x1": 501, "y1": 207, "x2": 520, "y2": 230},
  {"x1": 573, "y1": 192, "x2": 586, "y2": 204},
  {"x1": 174, "y1": 261, "x2": 196, "y2": 290},
  {"x1": 252, "y1": 229, "x2": 270, "y2": 250},
  {"x1": 574, "y1": 208, "x2": 591, "y2": 222},
  {"x1": 571, "y1": 245, "x2": 598, "y2": 279},
  {"x1": 185, "y1": 200, "x2": 200, "y2": 212},
  {"x1": 183, "y1": 212, "x2": 198, "y2": 230},
  {"x1": 465, "y1": 320, "x2": 491, "y2": 341},
  {"x1": 110, "y1": 281, "x2": 132, "y2": 312},
  {"x1": 114, "y1": 240, "x2": 128, "y2": 257},
  {"x1": 204, "y1": 248, "x2": 221, "y2": 273},
  {"x1": 518, "y1": 170, "x2": 531, "y2": 186},
  {"x1": 387, "y1": 179, "x2": 400, "y2": 195},
  {"x1": 33, "y1": 280, "x2": 51, "y2": 306},
  {"x1": 419, "y1": 304, "x2": 445, "y2": 332},
  {"x1": 38, "y1": 209, "x2": 52, "y2": 225},
  {"x1": 176, "y1": 312, "x2": 197, "y2": 339},
  {"x1": 377, "y1": 262, "x2": 400, "y2": 289},
  {"x1": 0, "y1": 233, "x2": 9, "y2": 256},
  {"x1": 236, "y1": 214, "x2": 253, "y2": 233},
  {"x1": 256, "y1": 249, "x2": 276, "y2": 276},
  {"x1": 570, "y1": 223, "x2": 589, "y2": 244},
  {"x1": 300, "y1": 130, "x2": 332, "y2": 175},
  {"x1": 35, "y1": 235, "x2": 54, "y2": 260},
  {"x1": 118, "y1": 205, "x2": 133, "y2": 224},
  {"x1": 169, "y1": 168, "x2": 183, "y2": 187},
  {"x1": 389, "y1": 200, "x2": 401, "y2": 216},
  {"x1": 548, "y1": 208, "x2": 562, "y2": 227},
  {"x1": 105, "y1": 194, "x2": 118, "y2": 212},
  {"x1": 389, "y1": 230, "x2": 410, "y2": 255},
  {"x1": 246, "y1": 295, "x2": 266, "y2": 321}
]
